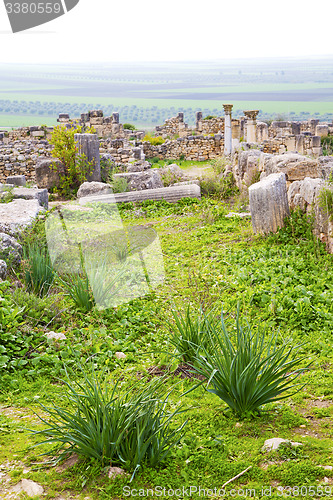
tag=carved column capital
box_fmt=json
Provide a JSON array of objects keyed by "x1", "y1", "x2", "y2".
[
  {"x1": 244, "y1": 110, "x2": 259, "y2": 121},
  {"x1": 223, "y1": 104, "x2": 233, "y2": 115}
]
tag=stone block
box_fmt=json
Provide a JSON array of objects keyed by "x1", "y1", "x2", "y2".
[
  {"x1": 249, "y1": 172, "x2": 290, "y2": 234},
  {"x1": 77, "y1": 181, "x2": 112, "y2": 199},
  {"x1": 35, "y1": 158, "x2": 65, "y2": 189},
  {"x1": 5, "y1": 175, "x2": 26, "y2": 186},
  {"x1": 12, "y1": 187, "x2": 48, "y2": 209}
]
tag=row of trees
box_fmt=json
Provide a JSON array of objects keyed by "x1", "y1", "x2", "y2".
[{"x1": 0, "y1": 99, "x2": 332, "y2": 127}]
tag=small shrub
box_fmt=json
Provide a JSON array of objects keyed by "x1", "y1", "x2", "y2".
[
  {"x1": 0, "y1": 186, "x2": 14, "y2": 204},
  {"x1": 321, "y1": 135, "x2": 333, "y2": 156},
  {"x1": 203, "y1": 115, "x2": 216, "y2": 120},
  {"x1": 148, "y1": 157, "x2": 160, "y2": 164},
  {"x1": 50, "y1": 125, "x2": 96, "y2": 197},
  {"x1": 318, "y1": 184, "x2": 333, "y2": 221},
  {"x1": 31, "y1": 365, "x2": 186, "y2": 477},
  {"x1": 111, "y1": 176, "x2": 129, "y2": 193},
  {"x1": 190, "y1": 306, "x2": 309, "y2": 418},
  {"x1": 201, "y1": 173, "x2": 238, "y2": 199},
  {"x1": 143, "y1": 133, "x2": 165, "y2": 146},
  {"x1": 123, "y1": 123, "x2": 136, "y2": 131}
]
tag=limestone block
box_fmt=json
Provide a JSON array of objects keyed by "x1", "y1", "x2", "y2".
[
  {"x1": 316, "y1": 124, "x2": 329, "y2": 137},
  {"x1": 0, "y1": 233, "x2": 22, "y2": 264},
  {"x1": 77, "y1": 181, "x2": 112, "y2": 199},
  {"x1": 249, "y1": 172, "x2": 290, "y2": 234},
  {"x1": 6, "y1": 175, "x2": 26, "y2": 186},
  {"x1": 79, "y1": 184, "x2": 201, "y2": 205},
  {"x1": 0, "y1": 199, "x2": 42, "y2": 235},
  {"x1": 35, "y1": 158, "x2": 65, "y2": 189},
  {"x1": 11, "y1": 187, "x2": 48, "y2": 209},
  {"x1": 113, "y1": 170, "x2": 163, "y2": 191},
  {"x1": 262, "y1": 153, "x2": 319, "y2": 182}
]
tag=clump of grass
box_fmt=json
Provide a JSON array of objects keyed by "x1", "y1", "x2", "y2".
[
  {"x1": 167, "y1": 304, "x2": 219, "y2": 363},
  {"x1": 189, "y1": 306, "x2": 310, "y2": 418},
  {"x1": 22, "y1": 243, "x2": 55, "y2": 297},
  {"x1": 31, "y1": 365, "x2": 186, "y2": 479}
]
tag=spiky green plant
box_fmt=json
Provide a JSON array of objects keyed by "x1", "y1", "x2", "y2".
[
  {"x1": 23, "y1": 243, "x2": 55, "y2": 297},
  {"x1": 190, "y1": 306, "x2": 309, "y2": 417},
  {"x1": 167, "y1": 304, "x2": 220, "y2": 363},
  {"x1": 57, "y1": 272, "x2": 95, "y2": 312},
  {"x1": 31, "y1": 365, "x2": 186, "y2": 479}
]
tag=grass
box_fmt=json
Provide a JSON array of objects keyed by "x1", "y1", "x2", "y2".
[{"x1": 0, "y1": 198, "x2": 333, "y2": 498}]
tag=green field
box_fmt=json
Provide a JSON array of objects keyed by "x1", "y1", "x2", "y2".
[{"x1": 1, "y1": 58, "x2": 333, "y2": 128}]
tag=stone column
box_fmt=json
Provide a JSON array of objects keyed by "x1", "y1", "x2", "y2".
[
  {"x1": 196, "y1": 111, "x2": 202, "y2": 133},
  {"x1": 74, "y1": 133, "x2": 101, "y2": 182},
  {"x1": 223, "y1": 104, "x2": 233, "y2": 155},
  {"x1": 249, "y1": 172, "x2": 290, "y2": 234},
  {"x1": 244, "y1": 110, "x2": 259, "y2": 143}
]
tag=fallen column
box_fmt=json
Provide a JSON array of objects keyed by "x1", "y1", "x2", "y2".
[{"x1": 79, "y1": 184, "x2": 201, "y2": 205}]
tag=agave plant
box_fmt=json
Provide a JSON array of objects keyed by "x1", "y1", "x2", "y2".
[
  {"x1": 190, "y1": 306, "x2": 309, "y2": 417},
  {"x1": 31, "y1": 364, "x2": 186, "y2": 479}
]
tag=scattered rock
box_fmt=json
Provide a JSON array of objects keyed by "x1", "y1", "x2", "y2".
[
  {"x1": 0, "y1": 259, "x2": 7, "y2": 279},
  {"x1": 0, "y1": 232, "x2": 22, "y2": 264},
  {"x1": 45, "y1": 331, "x2": 67, "y2": 341},
  {"x1": 5, "y1": 175, "x2": 26, "y2": 186},
  {"x1": 113, "y1": 170, "x2": 163, "y2": 191},
  {"x1": 0, "y1": 199, "x2": 42, "y2": 235},
  {"x1": 225, "y1": 212, "x2": 251, "y2": 218},
  {"x1": 127, "y1": 160, "x2": 151, "y2": 172},
  {"x1": 11, "y1": 187, "x2": 48, "y2": 209},
  {"x1": 35, "y1": 158, "x2": 66, "y2": 190},
  {"x1": 77, "y1": 181, "x2": 112, "y2": 199},
  {"x1": 10, "y1": 478, "x2": 44, "y2": 497},
  {"x1": 108, "y1": 466, "x2": 127, "y2": 479},
  {"x1": 262, "y1": 438, "x2": 303, "y2": 452},
  {"x1": 115, "y1": 351, "x2": 126, "y2": 360}
]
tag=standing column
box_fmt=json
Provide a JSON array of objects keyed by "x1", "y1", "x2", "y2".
[
  {"x1": 244, "y1": 110, "x2": 259, "y2": 143},
  {"x1": 223, "y1": 104, "x2": 233, "y2": 155}
]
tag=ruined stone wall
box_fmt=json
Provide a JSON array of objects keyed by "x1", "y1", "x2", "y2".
[
  {"x1": 142, "y1": 134, "x2": 224, "y2": 161},
  {"x1": 261, "y1": 134, "x2": 322, "y2": 156},
  {"x1": 0, "y1": 139, "x2": 53, "y2": 183},
  {"x1": 196, "y1": 117, "x2": 224, "y2": 134},
  {"x1": 155, "y1": 113, "x2": 189, "y2": 138}
]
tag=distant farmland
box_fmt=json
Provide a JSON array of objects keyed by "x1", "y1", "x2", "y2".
[{"x1": 0, "y1": 58, "x2": 333, "y2": 128}]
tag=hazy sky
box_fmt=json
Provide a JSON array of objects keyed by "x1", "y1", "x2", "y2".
[{"x1": 0, "y1": 0, "x2": 332, "y2": 63}]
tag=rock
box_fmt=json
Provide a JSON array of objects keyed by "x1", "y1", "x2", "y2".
[
  {"x1": 113, "y1": 170, "x2": 163, "y2": 191},
  {"x1": 127, "y1": 160, "x2": 151, "y2": 172},
  {"x1": 158, "y1": 163, "x2": 184, "y2": 185},
  {"x1": 262, "y1": 153, "x2": 320, "y2": 182},
  {"x1": 108, "y1": 466, "x2": 127, "y2": 479},
  {"x1": 77, "y1": 181, "x2": 112, "y2": 199},
  {"x1": 0, "y1": 199, "x2": 42, "y2": 236},
  {"x1": 45, "y1": 331, "x2": 67, "y2": 341},
  {"x1": 233, "y1": 149, "x2": 262, "y2": 190},
  {"x1": 115, "y1": 351, "x2": 126, "y2": 360},
  {"x1": 12, "y1": 187, "x2": 48, "y2": 209},
  {"x1": 225, "y1": 212, "x2": 251, "y2": 218},
  {"x1": 0, "y1": 259, "x2": 7, "y2": 279},
  {"x1": 262, "y1": 438, "x2": 303, "y2": 452},
  {"x1": 0, "y1": 233, "x2": 22, "y2": 264},
  {"x1": 10, "y1": 478, "x2": 44, "y2": 497},
  {"x1": 35, "y1": 158, "x2": 66, "y2": 189},
  {"x1": 249, "y1": 172, "x2": 290, "y2": 234},
  {"x1": 288, "y1": 177, "x2": 325, "y2": 210},
  {"x1": 318, "y1": 465, "x2": 333, "y2": 470},
  {"x1": 79, "y1": 184, "x2": 201, "y2": 205},
  {"x1": 6, "y1": 175, "x2": 26, "y2": 186},
  {"x1": 171, "y1": 180, "x2": 200, "y2": 188}
]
